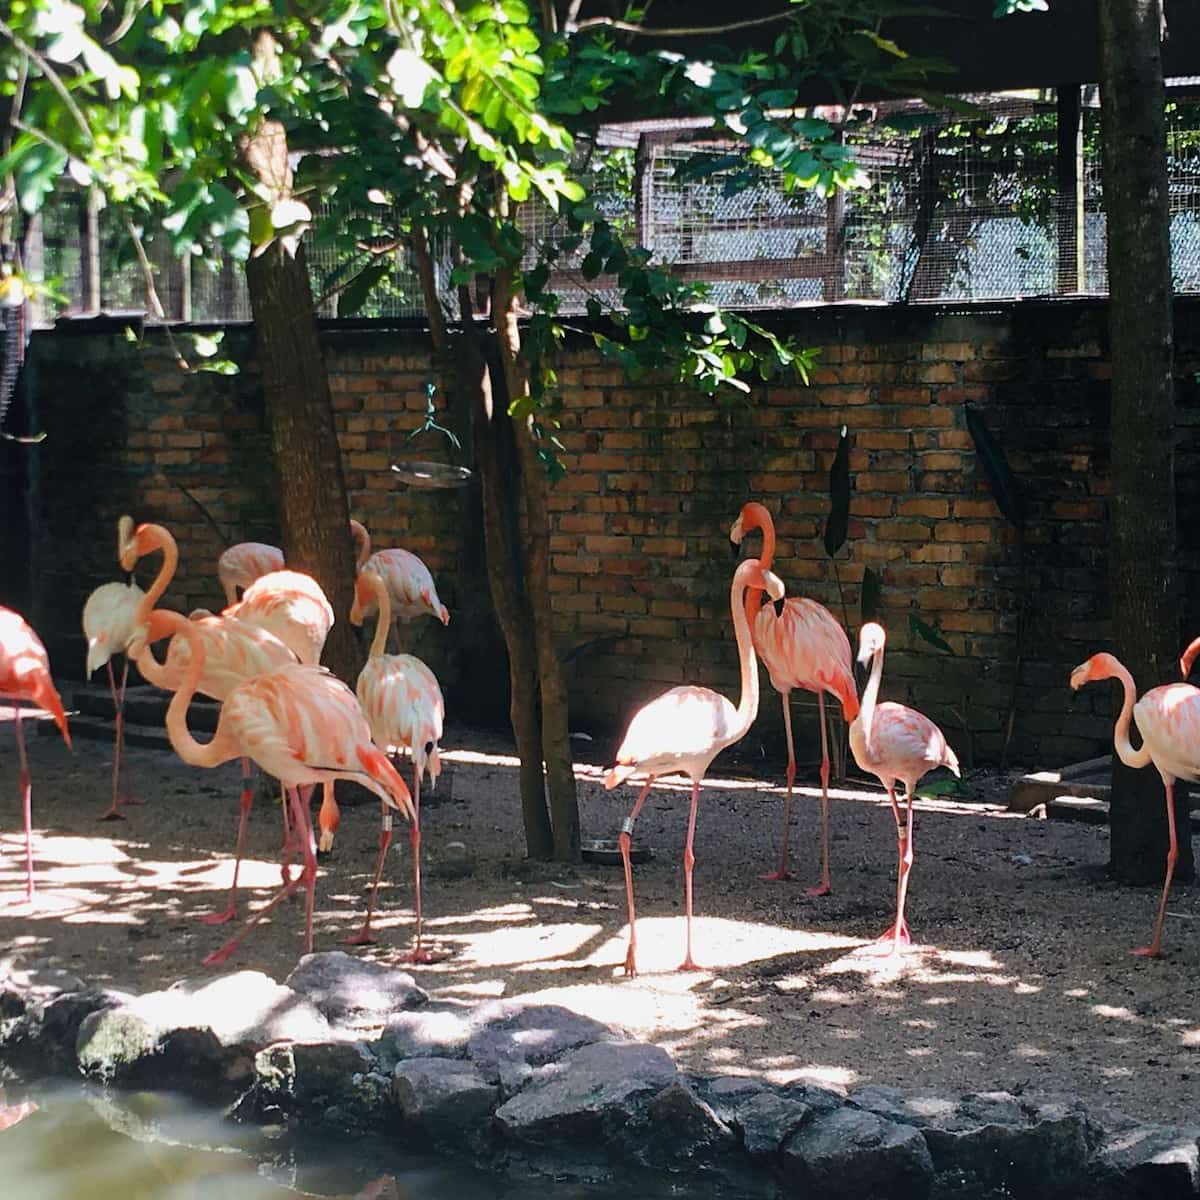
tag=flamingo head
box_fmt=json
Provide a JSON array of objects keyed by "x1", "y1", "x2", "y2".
[
  {"x1": 416, "y1": 734, "x2": 443, "y2": 789},
  {"x1": 729, "y1": 501, "x2": 772, "y2": 557},
  {"x1": 856, "y1": 621, "x2": 887, "y2": 666},
  {"x1": 350, "y1": 566, "x2": 385, "y2": 626},
  {"x1": 85, "y1": 634, "x2": 111, "y2": 677},
  {"x1": 117, "y1": 515, "x2": 137, "y2": 571},
  {"x1": 734, "y1": 558, "x2": 784, "y2": 606},
  {"x1": 1070, "y1": 652, "x2": 1121, "y2": 692}
]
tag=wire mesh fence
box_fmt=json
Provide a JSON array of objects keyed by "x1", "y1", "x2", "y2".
[{"x1": 26, "y1": 87, "x2": 1200, "y2": 325}]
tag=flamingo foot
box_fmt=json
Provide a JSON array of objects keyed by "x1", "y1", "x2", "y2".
[
  {"x1": 622, "y1": 947, "x2": 638, "y2": 979},
  {"x1": 98, "y1": 795, "x2": 144, "y2": 821},
  {"x1": 343, "y1": 927, "x2": 377, "y2": 946},
  {"x1": 402, "y1": 946, "x2": 440, "y2": 965},
  {"x1": 1132, "y1": 944, "x2": 1162, "y2": 958},
  {"x1": 198, "y1": 904, "x2": 238, "y2": 927},
  {"x1": 870, "y1": 921, "x2": 911, "y2": 954},
  {"x1": 677, "y1": 955, "x2": 703, "y2": 972},
  {"x1": 804, "y1": 881, "x2": 832, "y2": 898},
  {"x1": 760, "y1": 868, "x2": 796, "y2": 882},
  {"x1": 202, "y1": 943, "x2": 239, "y2": 968}
]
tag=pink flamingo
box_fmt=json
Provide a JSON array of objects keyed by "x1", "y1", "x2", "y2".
[
  {"x1": 143, "y1": 607, "x2": 414, "y2": 965},
  {"x1": 120, "y1": 519, "x2": 297, "y2": 924},
  {"x1": 0, "y1": 606, "x2": 71, "y2": 902},
  {"x1": 350, "y1": 568, "x2": 444, "y2": 959},
  {"x1": 349, "y1": 520, "x2": 449, "y2": 652},
  {"x1": 1180, "y1": 636, "x2": 1200, "y2": 680},
  {"x1": 604, "y1": 557, "x2": 785, "y2": 977},
  {"x1": 850, "y1": 622, "x2": 960, "y2": 956},
  {"x1": 81, "y1": 577, "x2": 145, "y2": 820},
  {"x1": 730, "y1": 501, "x2": 859, "y2": 892},
  {"x1": 1071, "y1": 650, "x2": 1200, "y2": 957},
  {"x1": 222, "y1": 568, "x2": 334, "y2": 668},
  {"x1": 217, "y1": 541, "x2": 284, "y2": 607}
]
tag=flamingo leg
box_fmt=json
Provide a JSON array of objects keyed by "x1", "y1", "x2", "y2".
[
  {"x1": 316, "y1": 782, "x2": 338, "y2": 854},
  {"x1": 403, "y1": 764, "x2": 434, "y2": 964},
  {"x1": 678, "y1": 779, "x2": 703, "y2": 972},
  {"x1": 204, "y1": 786, "x2": 315, "y2": 967},
  {"x1": 761, "y1": 692, "x2": 797, "y2": 882},
  {"x1": 805, "y1": 691, "x2": 833, "y2": 898},
  {"x1": 16, "y1": 706, "x2": 33, "y2": 903},
  {"x1": 1134, "y1": 779, "x2": 1179, "y2": 958},
  {"x1": 198, "y1": 759, "x2": 255, "y2": 926},
  {"x1": 619, "y1": 778, "x2": 654, "y2": 978},
  {"x1": 874, "y1": 783, "x2": 913, "y2": 954},
  {"x1": 344, "y1": 803, "x2": 393, "y2": 946},
  {"x1": 98, "y1": 660, "x2": 141, "y2": 820},
  {"x1": 280, "y1": 781, "x2": 295, "y2": 885}
]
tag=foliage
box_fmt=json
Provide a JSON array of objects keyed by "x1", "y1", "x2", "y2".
[{"x1": 964, "y1": 403, "x2": 1023, "y2": 529}]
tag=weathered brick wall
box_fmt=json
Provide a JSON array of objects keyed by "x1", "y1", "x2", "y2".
[{"x1": 14, "y1": 299, "x2": 1200, "y2": 768}]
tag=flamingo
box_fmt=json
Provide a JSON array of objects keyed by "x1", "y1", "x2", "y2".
[
  {"x1": 217, "y1": 541, "x2": 284, "y2": 607},
  {"x1": 142, "y1": 606, "x2": 414, "y2": 965},
  {"x1": 350, "y1": 567, "x2": 444, "y2": 959},
  {"x1": 221, "y1": 568, "x2": 334, "y2": 668},
  {"x1": 119, "y1": 518, "x2": 298, "y2": 924},
  {"x1": 1071, "y1": 650, "x2": 1200, "y2": 957},
  {"x1": 604, "y1": 557, "x2": 785, "y2": 977},
  {"x1": 730, "y1": 501, "x2": 859, "y2": 892},
  {"x1": 81, "y1": 578, "x2": 145, "y2": 820},
  {"x1": 349, "y1": 520, "x2": 450, "y2": 652},
  {"x1": 849, "y1": 622, "x2": 960, "y2": 956},
  {"x1": 0, "y1": 606, "x2": 71, "y2": 902}
]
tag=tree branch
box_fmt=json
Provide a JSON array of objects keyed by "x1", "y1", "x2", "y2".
[{"x1": 574, "y1": 12, "x2": 794, "y2": 37}]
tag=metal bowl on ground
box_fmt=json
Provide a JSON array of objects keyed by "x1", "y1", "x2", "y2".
[{"x1": 581, "y1": 838, "x2": 653, "y2": 866}]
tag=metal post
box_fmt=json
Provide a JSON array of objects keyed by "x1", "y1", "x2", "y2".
[{"x1": 1056, "y1": 84, "x2": 1085, "y2": 294}]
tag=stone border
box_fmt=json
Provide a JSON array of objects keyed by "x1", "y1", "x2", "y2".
[{"x1": 2, "y1": 951, "x2": 1197, "y2": 1199}]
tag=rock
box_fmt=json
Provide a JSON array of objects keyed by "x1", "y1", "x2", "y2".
[
  {"x1": 392, "y1": 1057, "x2": 497, "y2": 1139},
  {"x1": 249, "y1": 1040, "x2": 387, "y2": 1128},
  {"x1": 2, "y1": 986, "x2": 129, "y2": 1073},
  {"x1": 285, "y1": 952, "x2": 427, "y2": 1029},
  {"x1": 494, "y1": 1040, "x2": 678, "y2": 1146},
  {"x1": 782, "y1": 1106, "x2": 934, "y2": 1200},
  {"x1": 75, "y1": 971, "x2": 331, "y2": 1098},
  {"x1": 1096, "y1": 1124, "x2": 1200, "y2": 1199},
  {"x1": 0, "y1": 963, "x2": 87, "y2": 1017},
  {"x1": 734, "y1": 1091, "x2": 813, "y2": 1156},
  {"x1": 378, "y1": 1005, "x2": 473, "y2": 1066},
  {"x1": 922, "y1": 1092, "x2": 1100, "y2": 1198},
  {"x1": 468, "y1": 1002, "x2": 620, "y2": 1094},
  {"x1": 629, "y1": 1080, "x2": 735, "y2": 1167}
]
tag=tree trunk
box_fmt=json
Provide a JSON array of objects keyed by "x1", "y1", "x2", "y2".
[
  {"x1": 239, "y1": 108, "x2": 360, "y2": 685},
  {"x1": 494, "y1": 269, "x2": 580, "y2": 863},
  {"x1": 1097, "y1": 0, "x2": 1193, "y2": 885},
  {"x1": 457, "y1": 282, "x2": 554, "y2": 859}
]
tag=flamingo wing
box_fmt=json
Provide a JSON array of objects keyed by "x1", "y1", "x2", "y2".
[
  {"x1": 82, "y1": 580, "x2": 146, "y2": 674},
  {"x1": 0, "y1": 607, "x2": 70, "y2": 743},
  {"x1": 610, "y1": 685, "x2": 738, "y2": 778},
  {"x1": 755, "y1": 598, "x2": 858, "y2": 719},
  {"x1": 1137, "y1": 684, "x2": 1200, "y2": 783},
  {"x1": 357, "y1": 550, "x2": 449, "y2": 626},
  {"x1": 227, "y1": 569, "x2": 335, "y2": 666},
  {"x1": 859, "y1": 701, "x2": 959, "y2": 782}
]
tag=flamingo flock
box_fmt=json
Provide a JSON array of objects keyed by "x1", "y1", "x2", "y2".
[{"x1": 1, "y1": 489, "x2": 1191, "y2": 977}]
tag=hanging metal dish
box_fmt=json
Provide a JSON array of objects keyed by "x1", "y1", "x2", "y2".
[{"x1": 390, "y1": 461, "x2": 473, "y2": 489}]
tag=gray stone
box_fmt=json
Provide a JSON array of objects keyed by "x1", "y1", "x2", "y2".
[
  {"x1": 378, "y1": 1005, "x2": 473, "y2": 1065},
  {"x1": 74, "y1": 971, "x2": 332, "y2": 1097},
  {"x1": 1097, "y1": 1124, "x2": 1200, "y2": 1199},
  {"x1": 250, "y1": 1040, "x2": 386, "y2": 1127},
  {"x1": 630, "y1": 1080, "x2": 735, "y2": 1167},
  {"x1": 921, "y1": 1092, "x2": 1101, "y2": 1199},
  {"x1": 468, "y1": 1002, "x2": 620, "y2": 1092},
  {"x1": 735, "y1": 1091, "x2": 813, "y2": 1156},
  {"x1": 494, "y1": 1040, "x2": 678, "y2": 1146},
  {"x1": 285, "y1": 952, "x2": 427, "y2": 1029},
  {"x1": 2, "y1": 986, "x2": 128, "y2": 1073},
  {"x1": 392, "y1": 1057, "x2": 497, "y2": 1137},
  {"x1": 783, "y1": 1106, "x2": 934, "y2": 1200}
]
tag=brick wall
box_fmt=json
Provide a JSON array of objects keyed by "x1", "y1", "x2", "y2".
[{"x1": 14, "y1": 299, "x2": 1200, "y2": 769}]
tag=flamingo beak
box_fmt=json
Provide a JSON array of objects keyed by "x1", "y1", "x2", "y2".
[
  {"x1": 773, "y1": 597, "x2": 785, "y2": 617},
  {"x1": 728, "y1": 515, "x2": 744, "y2": 559},
  {"x1": 1069, "y1": 662, "x2": 1089, "y2": 692}
]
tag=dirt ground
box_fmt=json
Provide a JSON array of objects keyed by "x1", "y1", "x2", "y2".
[{"x1": 2, "y1": 703, "x2": 1199, "y2": 1128}]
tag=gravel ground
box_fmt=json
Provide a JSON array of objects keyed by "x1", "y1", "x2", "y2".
[{"x1": 1, "y1": 705, "x2": 1198, "y2": 1126}]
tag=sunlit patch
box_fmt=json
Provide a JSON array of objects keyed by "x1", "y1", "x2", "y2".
[
  {"x1": 1100, "y1": 1066, "x2": 1135, "y2": 1078},
  {"x1": 906, "y1": 1018, "x2": 937, "y2": 1030},
  {"x1": 1013, "y1": 982, "x2": 1042, "y2": 995},
  {"x1": 831, "y1": 1028, "x2": 863, "y2": 1041},
  {"x1": 905, "y1": 1046, "x2": 934, "y2": 1057},
  {"x1": 1180, "y1": 1028, "x2": 1200, "y2": 1047},
  {"x1": 1064, "y1": 987, "x2": 1090, "y2": 998},
  {"x1": 1091, "y1": 1004, "x2": 1138, "y2": 1022},
  {"x1": 925, "y1": 996, "x2": 955, "y2": 1006},
  {"x1": 1013, "y1": 1043, "x2": 1052, "y2": 1059}
]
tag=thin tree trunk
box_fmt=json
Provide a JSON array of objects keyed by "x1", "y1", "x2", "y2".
[
  {"x1": 1097, "y1": 0, "x2": 1193, "y2": 885},
  {"x1": 457, "y1": 280, "x2": 554, "y2": 859},
  {"x1": 239, "y1": 101, "x2": 360, "y2": 685},
  {"x1": 494, "y1": 268, "x2": 580, "y2": 863}
]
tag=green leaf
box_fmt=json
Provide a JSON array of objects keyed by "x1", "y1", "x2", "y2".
[
  {"x1": 964, "y1": 404, "x2": 1024, "y2": 529},
  {"x1": 861, "y1": 566, "x2": 882, "y2": 623},
  {"x1": 823, "y1": 425, "x2": 851, "y2": 557},
  {"x1": 337, "y1": 259, "x2": 392, "y2": 316},
  {"x1": 909, "y1": 614, "x2": 956, "y2": 655}
]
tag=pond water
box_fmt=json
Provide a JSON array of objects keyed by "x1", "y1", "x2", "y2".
[{"x1": 0, "y1": 1083, "x2": 734, "y2": 1200}]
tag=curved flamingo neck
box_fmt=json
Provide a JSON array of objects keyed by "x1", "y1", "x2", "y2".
[
  {"x1": 350, "y1": 520, "x2": 371, "y2": 571},
  {"x1": 1105, "y1": 656, "x2": 1153, "y2": 770},
  {"x1": 858, "y1": 638, "x2": 885, "y2": 751},
  {"x1": 154, "y1": 610, "x2": 237, "y2": 768},
  {"x1": 367, "y1": 570, "x2": 391, "y2": 659},
  {"x1": 741, "y1": 503, "x2": 776, "y2": 630},
  {"x1": 133, "y1": 525, "x2": 178, "y2": 629},
  {"x1": 728, "y1": 562, "x2": 764, "y2": 739}
]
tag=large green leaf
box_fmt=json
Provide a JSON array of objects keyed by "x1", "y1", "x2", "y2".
[
  {"x1": 337, "y1": 259, "x2": 392, "y2": 317},
  {"x1": 909, "y1": 613, "x2": 956, "y2": 655},
  {"x1": 823, "y1": 424, "x2": 851, "y2": 557},
  {"x1": 964, "y1": 403, "x2": 1024, "y2": 529}
]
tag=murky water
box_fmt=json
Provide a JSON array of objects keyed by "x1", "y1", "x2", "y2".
[{"x1": 0, "y1": 1083, "x2": 729, "y2": 1200}]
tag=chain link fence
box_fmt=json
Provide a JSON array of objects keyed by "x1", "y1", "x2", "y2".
[{"x1": 28, "y1": 87, "x2": 1200, "y2": 324}]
